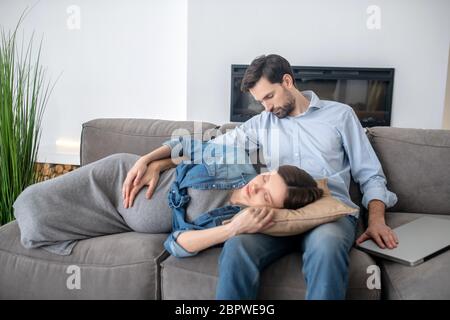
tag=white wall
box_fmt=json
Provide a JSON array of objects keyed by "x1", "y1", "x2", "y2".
[
  {"x1": 187, "y1": 0, "x2": 450, "y2": 129},
  {"x1": 443, "y1": 47, "x2": 450, "y2": 129},
  {"x1": 0, "y1": 0, "x2": 187, "y2": 164}
]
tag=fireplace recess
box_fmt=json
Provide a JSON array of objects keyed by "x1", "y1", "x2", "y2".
[{"x1": 230, "y1": 65, "x2": 394, "y2": 127}]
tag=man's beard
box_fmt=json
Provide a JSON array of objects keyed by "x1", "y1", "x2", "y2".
[{"x1": 273, "y1": 93, "x2": 296, "y2": 119}]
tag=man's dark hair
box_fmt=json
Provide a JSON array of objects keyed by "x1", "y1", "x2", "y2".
[
  {"x1": 277, "y1": 165, "x2": 323, "y2": 209},
  {"x1": 240, "y1": 54, "x2": 296, "y2": 92}
]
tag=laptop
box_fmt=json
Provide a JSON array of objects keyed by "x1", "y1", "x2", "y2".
[{"x1": 356, "y1": 216, "x2": 450, "y2": 266}]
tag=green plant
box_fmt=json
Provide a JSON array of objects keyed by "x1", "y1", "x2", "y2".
[{"x1": 0, "y1": 12, "x2": 55, "y2": 225}]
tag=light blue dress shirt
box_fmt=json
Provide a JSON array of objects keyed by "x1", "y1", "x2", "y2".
[{"x1": 210, "y1": 90, "x2": 398, "y2": 217}]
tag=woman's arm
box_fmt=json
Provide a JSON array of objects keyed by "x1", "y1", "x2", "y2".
[
  {"x1": 176, "y1": 225, "x2": 235, "y2": 254},
  {"x1": 176, "y1": 207, "x2": 275, "y2": 253},
  {"x1": 140, "y1": 145, "x2": 172, "y2": 165},
  {"x1": 151, "y1": 155, "x2": 186, "y2": 171}
]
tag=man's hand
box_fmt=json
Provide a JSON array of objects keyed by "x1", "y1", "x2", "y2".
[
  {"x1": 356, "y1": 199, "x2": 399, "y2": 249},
  {"x1": 227, "y1": 207, "x2": 275, "y2": 236},
  {"x1": 356, "y1": 221, "x2": 399, "y2": 249}
]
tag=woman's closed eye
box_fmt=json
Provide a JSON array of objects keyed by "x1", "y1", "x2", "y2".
[
  {"x1": 264, "y1": 192, "x2": 270, "y2": 204},
  {"x1": 262, "y1": 176, "x2": 272, "y2": 204}
]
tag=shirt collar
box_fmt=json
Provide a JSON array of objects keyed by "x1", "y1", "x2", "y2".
[
  {"x1": 287, "y1": 90, "x2": 321, "y2": 119},
  {"x1": 300, "y1": 90, "x2": 321, "y2": 110}
]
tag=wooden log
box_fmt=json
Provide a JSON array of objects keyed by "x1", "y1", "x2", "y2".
[{"x1": 55, "y1": 165, "x2": 64, "y2": 174}]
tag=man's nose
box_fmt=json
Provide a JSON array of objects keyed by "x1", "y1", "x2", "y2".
[{"x1": 264, "y1": 104, "x2": 273, "y2": 112}]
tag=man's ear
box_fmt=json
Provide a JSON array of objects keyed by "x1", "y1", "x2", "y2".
[{"x1": 282, "y1": 74, "x2": 294, "y2": 88}]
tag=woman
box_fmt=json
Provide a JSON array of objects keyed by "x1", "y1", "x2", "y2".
[{"x1": 13, "y1": 139, "x2": 323, "y2": 257}]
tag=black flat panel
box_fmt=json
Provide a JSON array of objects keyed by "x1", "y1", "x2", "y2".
[{"x1": 230, "y1": 65, "x2": 394, "y2": 127}]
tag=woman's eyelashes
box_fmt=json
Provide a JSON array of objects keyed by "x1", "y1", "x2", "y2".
[
  {"x1": 262, "y1": 176, "x2": 271, "y2": 204},
  {"x1": 262, "y1": 175, "x2": 269, "y2": 203}
]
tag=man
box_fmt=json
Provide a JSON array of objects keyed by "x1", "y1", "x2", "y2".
[{"x1": 122, "y1": 54, "x2": 398, "y2": 300}]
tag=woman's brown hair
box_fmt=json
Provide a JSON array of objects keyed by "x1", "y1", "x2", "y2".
[{"x1": 277, "y1": 165, "x2": 324, "y2": 209}]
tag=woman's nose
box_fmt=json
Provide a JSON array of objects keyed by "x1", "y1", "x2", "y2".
[{"x1": 251, "y1": 184, "x2": 260, "y2": 195}]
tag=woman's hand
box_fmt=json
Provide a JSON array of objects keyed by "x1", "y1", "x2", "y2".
[
  {"x1": 227, "y1": 207, "x2": 275, "y2": 236},
  {"x1": 122, "y1": 160, "x2": 161, "y2": 208}
]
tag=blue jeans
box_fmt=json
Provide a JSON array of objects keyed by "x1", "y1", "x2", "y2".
[{"x1": 215, "y1": 215, "x2": 358, "y2": 300}]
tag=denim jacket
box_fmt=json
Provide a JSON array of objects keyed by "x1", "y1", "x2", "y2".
[{"x1": 162, "y1": 137, "x2": 257, "y2": 258}]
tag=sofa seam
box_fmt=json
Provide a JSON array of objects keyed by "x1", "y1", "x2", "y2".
[
  {"x1": 82, "y1": 124, "x2": 212, "y2": 138},
  {"x1": 162, "y1": 263, "x2": 220, "y2": 280},
  {"x1": 161, "y1": 263, "x2": 165, "y2": 299},
  {"x1": 379, "y1": 263, "x2": 404, "y2": 300},
  {"x1": 0, "y1": 248, "x2": 159, "y2": 268},
  {"x1": 369, "y1": 134, "x2": 450, "y2": 149},
  {"x1": 83, "y1": 125, "x2": 179, "y2": 138},
  {"x1": 155, "y1": 249, "x2": 171, "y2": 300}
]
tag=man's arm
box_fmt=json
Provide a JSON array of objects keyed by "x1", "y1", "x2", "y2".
[
  {"x1": 209, "y1": 119, "x2": 260, "y2": 153},
  {"x1": 338, "y1": 107, "x2": 398, "y2": 249},
  {"x1": 139, "y1": 114, "x2": 261, "y2": 167},
  {"x1": 140, "y1": 145, "x2": 172, "y2": 164},
  {"x1": 356, "y1": 199, "x2": 399, "y2": 249},
  {"x1": 149, "y1": 155, "x2": 186, "y2": 171}
]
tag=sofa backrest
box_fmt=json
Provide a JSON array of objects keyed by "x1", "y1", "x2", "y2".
[
  {"x1": 367, "y1": 127, "x2": 450, "y2": 215},
  {"x1": 80, "y1": 118, "x2": 218, "y2": 166}
]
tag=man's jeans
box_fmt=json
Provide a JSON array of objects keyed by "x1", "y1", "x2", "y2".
[{"x1": 216, "y1": 215, "x2": 358, "y2": 300}]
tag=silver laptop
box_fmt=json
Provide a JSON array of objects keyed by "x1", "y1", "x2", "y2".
[{"x1": 356, "y1": 216, "x2": 450, "y2": 266}]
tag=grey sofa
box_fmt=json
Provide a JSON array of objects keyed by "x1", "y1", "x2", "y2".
[{"x1": 0, "y1": 118, "x2": 449, "y2": 300}]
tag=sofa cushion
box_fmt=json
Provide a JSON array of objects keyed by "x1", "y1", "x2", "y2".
[
  {"x1": 81, "y1": 118, "x2": 218, "y2": 166},
  {"x1": 161, "y1": 246, "x2": 380, "y2": 300},
  {"x1": 376, "y1": 212, "x2": 450, "y2": 300},
  {"x1": 0, "y1": 221, "x2": 167, "y2": 299},
  {"x1": 367, "y1": 127, "x2": 450, "y2": 215}
]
